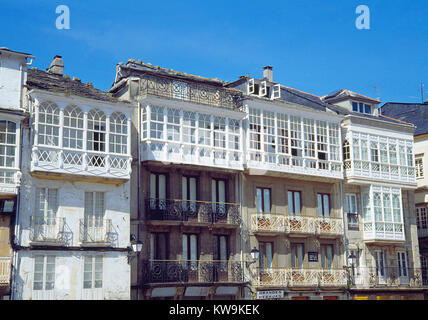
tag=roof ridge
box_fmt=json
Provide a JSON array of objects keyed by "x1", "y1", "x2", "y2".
[{"x1": 378, "y1": 114, "x2": 414, "y2": 126}]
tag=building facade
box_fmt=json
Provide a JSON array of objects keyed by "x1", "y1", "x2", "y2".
[
  {"x1": 109, "y1": 60, "x2": 246, "y2": 300},
  {"x1": 11, "y1": 56, "x2": 133, "y2": 300},
  {"x1": 381, "y1": 101, "x2": 428, "y2": 299},
  {"x1": 0, "y1": 47, "x2": 33, "y2": 300}
]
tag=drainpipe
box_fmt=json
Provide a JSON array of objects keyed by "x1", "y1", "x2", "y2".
[
  {"x1": 136, "y1": 100, "x2": 141, "y2": 300},
  {"x1": 239, "y1": 171, "x2": 244, "y2": 298}
]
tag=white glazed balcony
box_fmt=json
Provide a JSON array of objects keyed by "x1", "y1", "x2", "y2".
[
  {"x1": 253, "y1": 268, "x2": 347, "y2": 288},
  {"x1": 31, "y1": 146, "x2": 132, "y2": 180},
  {"x1": 247, "y1": 151, "x2": 343, "y2": 179},
  {"x1": 250, "y1": 214, "x2": 343, "y2": 237},
  {"x1": 0, "y1": 257, "x2": 11, "y2": 286},
  {"x1": 0, "y1": 167, "x2": 21, "y2": 194},
  {"x1": 344, "y1": 159, "x2": 415, "y2": 184},
  {"x1": 141, "y1": 140, "x2": 243, "y2": 170},
  {"x1": 363, "y1": 221, "x2": 405, "y2": 242}
]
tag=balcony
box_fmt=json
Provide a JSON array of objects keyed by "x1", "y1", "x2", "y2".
[
  {"x1": 351, "y1": 267, "x2": 423, "y2": 288},
  {"x1": 0, "y1": 168, "x2": 21, "y2": 195},
  {"x1": 0, "y1": 257, "x2": 11, "y2": 286},
  {"x1": 250, "y1": 214, "x2": 343, "y2": 237},
  {"x1": 363, "y1": 221, "x2": 405, "y2": 242},
  {"x1": 142, "y1": 260, "x2": 243, "y2": 284},
  {"x1": 29, "y1": 216, "x2": 66, "y2": 246},
  {"x1": 247, "y1": 152, "x2": 343, "y2": 179},
  {"x1": 79, "y1": 219, "x2": 114, "y2": 246},
  {"x1": 31, "y1": 146, "x2": 131, "y2": 180},
  {"x1": 253, "y1": 268, "x2": 347, "y2": 288},
  {"x1": 344, "y1": 159, "x2": 415, "y2": 184},
  {"x1": 138, "y1": 73, "x2": 243, "y2": 110},
  {"x1": 145, "y1": 198, "x2": 240, "y2": 227},
  {"x1": 141, "y1": 141, "x2": 243, "y2": 171}
]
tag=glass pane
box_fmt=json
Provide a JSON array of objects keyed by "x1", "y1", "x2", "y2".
[{"x1": 288, "y1": 191, "x2": 294, "y2": 214}]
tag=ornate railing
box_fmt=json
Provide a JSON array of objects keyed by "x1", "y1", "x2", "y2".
[
  {"x1": 142, "y1": 260, "x2": 243, "y2": 284},
  {"x1": 79, "y1": 219, "x2": 113, "y2": 245},
  {"x1": 253, "y1": 268, "x2": 347, "y2": 288},
  {"x1": 247, "y1": 151, "x2": 343, "y2": 179},
  {"x1": 363, "y1": 221, "x2": 405, "y2": 241},
  {"x1": 138, "y1": 74, "x2": 243, "y2": 110},
  {"x1": 141, "y1": 140, "x2": 243, "y2": 170},
  {"x1": 29, "y1": 216, "x2": 66, "y2": 244},
  {"x1": 250, "y1": 214, "x2": 342, "y2": 236},
  {"x1": 145, "y1": 198, "x2": 240, "y2": 225},
  {"x1": 350, "y1": 267, "x2": 423, "y2": 288},
  {"x1": 345, "y1": 160, "x2": 415, "y2": 183},
  {"x1": 31, "y1": 146, "x2": 132, "y2": 179},
  {"x1": 0, "y1": 257, "x2": 11, "y2": 285}
]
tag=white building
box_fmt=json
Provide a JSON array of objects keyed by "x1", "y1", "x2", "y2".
[{"x1": 11, "y1": 56, "x2": 134, "y2": 300}]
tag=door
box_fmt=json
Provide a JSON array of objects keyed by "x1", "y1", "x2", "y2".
[
  {"x1": 375, "y1": 251, "x2": 386, "y2": 284},
  {"x1": 213, "y1": 235, "x2": 228, "y2": 281},
  {"x1": 34, "y1": 188, "x2": 58, "y2": 241},
  {"x1": 182, "y1": 234, "x2": 198, "y2": 281},
  {"x1": 150, "y1": 173, "x2": 167, "y2": 218},
  {"x1": 150, "y1": 233, "x2": 169, "y2": 282},
  {"x1": 290, "y1": 243, "x2": 304, "y2": 285},
  {"x1": 256, "y1": 187, "x2": 271, "y2": 219},
  {"x1": 182, "y1": 176, "x2": 197, "y2": 219},
  {"x1": 82, "y1": 255, "x2": 103, "y2": 300},
  {"x1": 397, "y1": 252, "x2": 409, "y2": 284},
  {"x1": 212, "y1": 179, "x2": 227, "y2": 221},
  {"x1": 84, "y1": 192, "x2": 105, "y2": 242},
  {"x1": 259, "y1": 242, "x2": 273, "y2": 275}
]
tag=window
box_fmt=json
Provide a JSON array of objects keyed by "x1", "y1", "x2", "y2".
[
  {"x1": 288, "y1": 190, "x2": 301, "y2": 216},
  {"x1": 346, "y1": 194, "x2": 358, "y2": 230},
  {"x1": 370, "y1": 141, "x2": 379, "y2": 163},
  {"x1": 198, "y1": 114, "x2": 211, "y2": 146},
  {"x1": 214, "y1": 235, "x2": 228, "y2": 270},
  {"x1": 150, "y1": 106, "x2": 164, "y2": 139},
  {"x1": 213, "y1": 116, "x2": 226, "y2": 149},
  {"x1": 33, "y1": 255, "x2": 55, "y2": 290},
  {"x1": 317, "y1": 193, "x2": 330, "y2": 218},
  {"x1": 83, "y1": 255, "x2": 103, "y2": 289},
  {"x1": 416, "y1": 157, "x2": 424, "y2": 178},
  {"x1": 316, "y1": 120, "x2": 328, "y2": 161},
  {"x1": 397, "y1": 252, "x2": 408, "y2": 278},
  {"x1": 416, "y1": 207, "x2": 427, "y2": 230},
  {"x1": 84, "y1": 192, "x2": 104, "y2": 229},
  {"x1": 375, "y1": 250, "x2": 386, "y2": 280},
  {"x1": 249, "y1": 108, "x2": 261, "y2": 151},
  {"x1": 256, "y1": 187, "x2": 271, "y2": 217},
  {"x1": 182, "y1": 176, "x2": 197, "y2": 212},
  {"x1": 0, "y1": 120, "x2": 16, "y2": 170},
  {"x1": 212, "y1": 179, "x2": 226, "y2": 213},
  {"x1": 291, "y1": 243, "x2": 304, "y2": 269},
  {"x1": 150, "y1": 233, "x2": 168, "y2": 260},
  {"x1": 352, "y1": 102, "x2": 371, "y2": 114},
  {"x1": 182, "y1": 234, "x2": 198, "y2": 270},
  {"x1": 343, "y1": 140, "x2": 350, "y2": 161},
  {"x1": 320, "y1": 244, "x2": 334, "y2": 270},
  {"x1": 109, "y1": 112, "x2": 128, "y2": 154},
  {"x1": 182, "y1": 111, "x2": 196, "y2": 144},
  {"x1": 259, "y1": 242, "x2": 273, "y2": 272},
  {"x1": 228, "y1": 119, "x2": 240, "y2": 151},
  {"x1": 290, "y1": 115, "x2": 302, "y2": 157},
  {"x1": 277, "y1": 113, "x2": 288, "y2": 154},
  {"x1": 35, "y1": 188, "x2": 58, "y2": 224},
  {"x1": 303, "y1": 119, "x2": 315, "y2": 158},
  {"x1": 63, "y1": 106, "x2": 84, "y2": 149},
  {"x1": 172, "y1": 80, "x2": 188, "y2": 100},
  {"x1": 150, "y1": 173, "x2": 167, "y2": 210},
  {"x1": 263, "y1": 111, "x2": 275, "y2": 154},
  {"x1": 38, "y1": 101, "x2": 60, "y2": 146},
  {"x1": 166, "y1": 108, "x2": 180, "y2": 142},
  {"x1": 87, "y1": 109, "x2": 106, "y2": 152}
]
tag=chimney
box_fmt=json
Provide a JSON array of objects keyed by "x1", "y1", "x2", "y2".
[
  {"x1": 263, "y1": 66, "x2": 273, "y2": 82},
  {"x1": 47, "y1": 55, "x2": 64, "y2": 76}
]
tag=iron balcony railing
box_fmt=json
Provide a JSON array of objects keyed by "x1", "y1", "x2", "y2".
[
  {"x1": 145, "y1": 198, "x2": 240, "y2": 225},
  {"x1": 79, "y1": 218, "x2": 113, "y2": 245},
  {"x1": 253, "y1": 267, "x2": 347, "y2": 288},
  {"x1": 0, "y1": 257, "x2": 11, "y2": 285},
  {"x1": 350, "y1": 267, "x2": 424, "y2": 288},
  {"x1": 29, "y1": 216, "x2": 66, "y2": 244},
  {"x1": 142, "y1": 260, "x2": 243, "y2": 284},
  {"x1": 250, "y1": 213, "x2": 343, "y2": 236},
  {"x1": 137, "y1": 73, "x2": 243, "y2": 111}
]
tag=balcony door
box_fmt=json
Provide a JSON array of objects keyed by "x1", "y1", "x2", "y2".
[
  {"x1": 182, "y1": 234, "x2": 198, "y2": 279},
  {"x1": 84, "y1": 192, "x2": 105, "y2": 242},
  {"x1": 259, "y1": 242, "x2": 273, "y2": 274},
  {"x1": 375, "y1": 250, "x2": 386, "y2": 284},
  {"x1": 150, "y1": 233, "x2": 170, "y2": 282},
  {"x1": 182, "y1": 176, "x2": 197, "y2": 218},
  {"x1": 213, "y1": 235, "x2": 228, "y2": 280},
  {"x1": 150, "y1": 173, "x2": 167, "y2": 215},
  {"x1": 34, "y1": 188, "x2": 58, "y2": 241},
  {"x1": 397, "y1": 251, "x2": 409, "y2": 284},
  {"x1": 290, "y1": 243, "x2": 304, "y2": 285},
  {"x1": 320, "y1": 244, "x2": 334, "y2": 271},
  {"x1": 212, "y1": 179, "x2": 227, "y2": 219},
  {"x1": 256, "y1": 187, "x2": 271, "y2": 219}
]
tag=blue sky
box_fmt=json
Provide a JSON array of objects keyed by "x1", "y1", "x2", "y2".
[{"x1": 1, "y1": 0, "x2": 427, "y2": 103}]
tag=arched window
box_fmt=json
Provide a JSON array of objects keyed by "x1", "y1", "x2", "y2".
[
  {"x1": 87, "y1": 109, "x2": 106, "y2": 152},
  {"x1": 343, "y1": 140, "x2": 350, "y2": 161},
  {"x1": 63, "y1": 105, "x2": 84, "y2": 149},
  {"x1": 38, "y1": 101, "x2": 60, "y2": 146},
  {"x1": 0, "y1": 120, "x2": 16, "y2": 168},
  {"x1": 109, "y1": 112, "x2": 127, "y2": 154}
]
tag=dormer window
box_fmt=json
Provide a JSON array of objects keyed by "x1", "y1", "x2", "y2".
[{"x1": 352, "y1": 101, "x2": 372, "y2": 114}]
